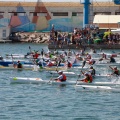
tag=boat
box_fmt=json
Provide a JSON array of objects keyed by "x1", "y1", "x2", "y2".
[
  {"x1": 0, "y1": 65, "x2": 67, "y2": 71},
  {"x1": 46, "y1": 71, "x2": 76, "y2": 77},
  {"x1": 6, "y1": 54, "x2": 25, "y2": 59},
  {"x1": 10, "y1": 77, "x2": 120, "y2": 86},
  {"x1": 0, "y1": 59, "x2": 33, "y2": 66},
  {"x1": 46, "y1": 71, "x2": 117, "y2": 79},
  {"x1": 75, "y1": 85, "x2": 120, "y2": 92},
  {"x1": 94, "y1": 62, "x2": 120, "y2": 66}
]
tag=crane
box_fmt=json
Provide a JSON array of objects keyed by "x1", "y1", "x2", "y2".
[{"x1": 81, "y1": 0, "x2": 91, "y2": 27}]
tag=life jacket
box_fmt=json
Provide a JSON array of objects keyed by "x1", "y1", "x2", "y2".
[
  {"x1": 68, "y1": 62, "x2": 72, "y2": 68},
  {"x1": 111, "y1": 54, "x2": 117, "y2": 57},
  {"x1": 83, "y1": 75, "x2": 93, "y2": 83},
  {"x1": 61, "y1": 74, "x2": 67, "y2": 81},
  {"x1": 47, "y1": 62, "x2": 53, "y2": 67},
  {"x1": 102, "y1": 54, "x2": 106, "y2": 59},
  {"x1": 89, "y1": 60, "x2": 95, "y2": 65},
  {"x1": 33, "y1": 53, "x2": 39, "y2": 59},
  {"x1": 87, "y1": 54, "x2": 91, "y2": 59},
  {"x1": 114, "y1": 70, "x2": 119, "y2": 75}
]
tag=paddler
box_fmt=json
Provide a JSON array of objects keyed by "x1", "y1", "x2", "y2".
[
  {"x1": 46, "y1": 60, "x2": 53, "y2": 67},
  {"x1": 88, "y1": 66, "x2": 96, "y2": 76},
  {"x1": 17, "y1": 61, "x2": 23, "y2": 68},
  {"x1": 67, "y1": 60, "x2": 72, "y2": 68},
  {"x1": 85, "y1": 53, "x2": 91, "y2": 60},
  {"x1": 54, "y1": 71, "x2": 67, "y2": 82},
  {"x1": 79, "y1": 72, "x2": 93, "y2": 83},
  {"x1": 87, "y1": 59, "x2": 96, "y2": 65},
  {"x1": 109, "y1": 56, "x2": 116, "y2": 63},
  {"x1": 109, "y1": 66, "x2": 119, "y2": 76}
]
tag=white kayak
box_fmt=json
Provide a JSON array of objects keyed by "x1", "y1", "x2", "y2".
[
  {"x1": 95, "y1": 62, "x2": 120, "y2": 66},
  {"x1": 46, "y1": 71, "x2": 76, "y2": 77},
  {"x1": 10, "y1": 77, "x2": 120, "y2": 86},
  {"x1": 46, "y1": 71, "x2": 116, "y2": 79},
  {"x1": 8, "y1": 64, "x2": 67, "y2": 71},
  {"x1": 6, "y1": 54, "x2": 25, "y2": 59},
  {"x1": 75, "y1": 85, "x2": 120, "y2": 92}
]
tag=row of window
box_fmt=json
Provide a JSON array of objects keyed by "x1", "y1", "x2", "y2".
[{"x1": 0, "y1": 12, "x2": 120, "y2": 16}]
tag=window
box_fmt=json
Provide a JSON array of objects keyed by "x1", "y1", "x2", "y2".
[
  {"x1": 52, "y1": 12, "x2": 68, "y2": 16},
  {"x1": 8, "y1": 12, "x2": 26, "y2": 16},
  {"x1": 0, "y1": 12, "x2": 4, "y2": 15},
  {"x1": 72, "y1": 12, "x2": 83, "y2": 16},
  {"x1": 72, "y1": 12, "x2": 77, "y2": 16},
  {"x1": 115, "y1": 12, "x2": 120, "y2": 15},
  {"x1": 94, "y1": 12, "x2": 111, "y2": 15},
  {"x1": 30, "y1": 12, "x2": 47, "y2": 16}
]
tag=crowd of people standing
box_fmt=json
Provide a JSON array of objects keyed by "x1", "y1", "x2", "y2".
[{"x1": 49, "y1": 27, "x2": 120, "y2": 47}]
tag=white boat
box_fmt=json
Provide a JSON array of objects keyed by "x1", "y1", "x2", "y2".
[
  {"x1": 6, "y1": 54, "x2": 25, "y2": 59},
  {"x1": 46, "y1": 71, "x2": 116, "y2": 79},
  {"x1": 95, "y1": 62, "x2": 120, "y2": 66},
  {"x1": 10, "y1": 77, "x2": 120, "y2": 86},
  {"x1": 46, "y1": 71, "x2": 76, "y2": 77},
  {"x1": 75, "y1": 85, "x2": 120, "y2": 92}
]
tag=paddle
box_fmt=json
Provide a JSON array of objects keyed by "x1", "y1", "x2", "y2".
[
  {"x1": 11, "y1": 54, "x2": 16, "y2": 68},
  {"x1": 48, "y1": 62, "x2": 59, "y2": 83},
  {"x1": 48, "y1": 73, "x2": 54, "y2": 84},
  {"x1": 29, "y1": 46, "x2": 32, "y2": 53},
  {"x1": 76, "y1": 70, "x2": 85, "y2": 85},
  {"x1": 75, "y1": 73, "x2": 81, "y2": 85},
  {"x1": 82, "y1": 60, "x2": 86, "y2": 68}
]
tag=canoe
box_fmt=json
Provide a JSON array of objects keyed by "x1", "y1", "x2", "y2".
[
  {"x1": 10, "y1": 77, "x2": 120, "y2": 86},
  {"x1": 75, "y1": 85, "x2": 120, "y2": 92}
]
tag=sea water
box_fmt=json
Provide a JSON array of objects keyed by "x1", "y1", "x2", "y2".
[{"x1": 0, "y1": 43, "x2": 120, "y2": 120}]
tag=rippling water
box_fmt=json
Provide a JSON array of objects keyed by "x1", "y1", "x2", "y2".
[{"x1": 0, "y1": 43, "x2": 120, "y2": 120}]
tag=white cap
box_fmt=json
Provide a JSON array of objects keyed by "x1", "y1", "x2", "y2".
[
  {"x1": 85, "y1": 72, "x2": 89, "y2": 75},
  {"x1": 58, "y1": 71, "x2": 63, "y2": 74}
]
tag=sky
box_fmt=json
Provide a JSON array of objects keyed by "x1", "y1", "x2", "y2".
[{"x1": 0, "y1": 0, "x2": 113, "y2": 2}]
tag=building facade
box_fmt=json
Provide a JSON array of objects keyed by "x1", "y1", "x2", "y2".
[{"x1": 0, "y1": 1, "x2": 119, "y2": 38}]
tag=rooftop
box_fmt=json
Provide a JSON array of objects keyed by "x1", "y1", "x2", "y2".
[{"x1": 0, "y1": 1, "x2": 117, "y2": 7}]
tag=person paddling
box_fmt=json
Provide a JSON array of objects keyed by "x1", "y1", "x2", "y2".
[
  {"x1": 67, "y1": 60, "x2": 72, "y2": 68},
  {"x1": 17, "y1": 61, "x2": 23, "y2": 68},
  {"x1": 109, "y1": 66, "x2": 119, "y2": 76},
  {"x1": 54, "y1": 71, "x2": 67, "y2": 82},
  {"x1": 88, "y1": 66, "x2": 96, "y2": 77},
  {"x1": 79, "y1": 72, "x2": 93, "y2": 83},
  {"x1": 109, "y1": 56, "x2": 116, "y2": 63}
]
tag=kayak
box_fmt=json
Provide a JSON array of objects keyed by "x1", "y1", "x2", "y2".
[
  {"x1": 46, "y1": 71, "x2": 76, "y2": 77},
  {"x1": 75, "y1": 85, "x2": 120, "y2": 92},
  {"x1": 10, "y1": 77, "x2": 120, "y2": 86},
  {"x1": 95, "y1": 62, "x2": 120, "y2": 66},
  {"x1": 6, "y1": 54, "x2": 25, "y2": 59},
  {"x1": 0, "y1": 65, "x2": 67, "y2": 71},
  {"x1": 0, "y1": 59, "x2": 33, "y2": 66},
  {"x1": 46, "y1": 71, "x2": 116, "y2": 79}
]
